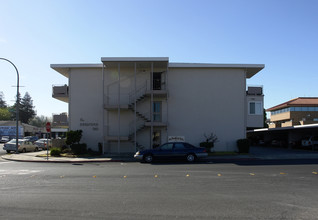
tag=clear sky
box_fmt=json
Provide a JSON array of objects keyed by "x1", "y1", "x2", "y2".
[{"x1": 0, "y1": 0, "x2": 317, "y2": 117}]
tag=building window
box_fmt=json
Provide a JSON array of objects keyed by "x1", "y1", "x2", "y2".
[
  {"x1": 153, "y1": 102, "x2": 161, "y2": 122},
  {"x1": 249, "y1": 101, "x2": 262, "y2": 115}
]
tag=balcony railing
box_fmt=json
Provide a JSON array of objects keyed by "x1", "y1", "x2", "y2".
[{"x1": 52, "y1": 85, "x2": 69, "y2": 103}]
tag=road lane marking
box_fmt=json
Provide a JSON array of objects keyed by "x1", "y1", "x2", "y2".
[{"x1": 0, "y1": 169, "x2": 42, "y2": 175}]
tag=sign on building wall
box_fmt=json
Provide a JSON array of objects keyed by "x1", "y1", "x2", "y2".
[
  {"x1": 0, "y1": 126, "x2": 23, "y2": 137},
  {"x1": 168, "y1": 136, "x2": 185, "y2": 142}
]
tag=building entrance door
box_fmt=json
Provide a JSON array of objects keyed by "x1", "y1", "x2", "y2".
[
  {"x1": 153, "y1": 72, "x2": 161, "y2": 90},
  {"x1": 152, "y1": 130, "x2": 161, "y2": 148}
]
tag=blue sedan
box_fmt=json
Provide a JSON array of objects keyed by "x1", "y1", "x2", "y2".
[{"x1": 134, "y1": 142, "x2": 208, "y2": 163}]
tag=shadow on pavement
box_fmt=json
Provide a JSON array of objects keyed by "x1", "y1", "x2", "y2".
[
  {"x1": 210, "y1": 158, "x2": 318, "y2": 166},
  {"x1": 145, "y1": 158, "x2": 318, "y2": 166}
]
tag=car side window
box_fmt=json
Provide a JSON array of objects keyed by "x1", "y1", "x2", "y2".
[
  {"x1": 160, "y1": 143, "x2": 173, "y2": 150},
  {"x1": 184, "y1": 143, "x2": 195, "y2": 149},
  {"x1": 174, "y1": 143, "x2": 185, "y2": 150}
]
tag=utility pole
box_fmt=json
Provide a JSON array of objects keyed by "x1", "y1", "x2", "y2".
[{"x1": 0, "y1": 58, "x2": 20, "y2": 153}]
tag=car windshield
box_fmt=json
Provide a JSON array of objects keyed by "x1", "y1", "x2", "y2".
[{"x1": 8, "y1": 139, "x2": 23, "y2": 144}]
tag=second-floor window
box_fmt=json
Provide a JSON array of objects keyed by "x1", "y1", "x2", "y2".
[
  {"x1": 249, "y1": 101, "x2": 262, "y2": 115},
  {"x1": 153, "y1": 102, "x2": 161, "y2": 122}
]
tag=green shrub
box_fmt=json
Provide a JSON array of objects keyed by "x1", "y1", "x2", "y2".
[
  {"x1": 200, "y1": 132, "x2": 218, "y2": 152},
  {"x1": 200, "y1": 142, "x2": 214, "y2": 150},
  {"x1": 50, "y1": 147, "x2": 61, "y2": 157},
  {"x1": 237, "y1": 139, "x2": 250, "y2": 153},
  {"x1": 71, "y1": 143, "x2": 87, "y2": 155},
  {"x1": 66, "y1": 130, "x2": 83, "y2": 145}
]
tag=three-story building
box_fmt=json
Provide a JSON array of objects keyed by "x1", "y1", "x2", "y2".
[{"x1": 51, "y1": 57, "x2": 264, "y2": 153}]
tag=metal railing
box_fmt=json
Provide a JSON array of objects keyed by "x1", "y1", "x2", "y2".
[
  {"x1": 52, "y1": 84, "x2": 69, "y2": 96},
  {"x1": 128, "y1": 80, "x2": 149, "y2": 106}
]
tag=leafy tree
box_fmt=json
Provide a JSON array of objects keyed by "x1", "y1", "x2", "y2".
[
  {"x1": 0, "y1": 108, "x2": 11, "y2": 120},
  {"x1": 11, "y1": 92, "x2": 36, "y2": 123},
  {"x1": 66, "y1": 130, "x2": 83, "y2": 145},
  {"x1": 0, "y1": 92, "x2": 6, "y2": 108},
  {"x1": 18, "y1": 92, "x2": 36, "y2": 123},
  {"x1": 263, "y1": 109, "x2": 269, "y2": 128},
  {"x1": 10, "y1": 92, "x2": 21, "y2": 121},
  {"x1": 29, "y1": 115, "x2": 51, "y2": 127}
]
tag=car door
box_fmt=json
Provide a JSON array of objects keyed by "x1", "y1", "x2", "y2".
[
  {"x1": 24, "y1": 141, "x2": 31, "y2": 151},
  {"x1": 173, "y1": 142, "x2": 188, "y2": 158},
  {"x1": 155, "y1": 143, "x2": 174, "y2": 159}
]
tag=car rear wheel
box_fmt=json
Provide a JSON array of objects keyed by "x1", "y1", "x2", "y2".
[
  {"x1": 34, "y1": 147, "x2": 38, "y2": 152},
  {"x1": 6, "y1": 150, "x2": 11, "y2": 153},
  {"x1": 143, "y1": 154, "x2": 153, "y2": 163},
  {"x1": 186, "y1": 154, "x2": 196, "y2": 162},
  {"x1": 22, "y1": 148, "x2": 26, "y2": 153}
]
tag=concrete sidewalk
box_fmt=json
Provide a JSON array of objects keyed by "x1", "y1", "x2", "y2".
[
  {"x1": 2, "y1": 146, "x2": 318, "y2": 163},
  {"x1": 1, "y1": 151, "x2": 135, "y2": 163}
]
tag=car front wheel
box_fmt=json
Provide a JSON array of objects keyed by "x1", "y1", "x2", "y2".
[
  {"x1": 186, "y1": 154, "x2": 196, "y2": 162},
  {"x1": 143, "y1": 154, "x2": 153, "y2": 163}
]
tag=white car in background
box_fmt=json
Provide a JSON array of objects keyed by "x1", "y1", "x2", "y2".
[
  {"x1": 3, "y1": 139, "x2": 39, "y2": 153},
  {"x1": 34, "y1": 139, "x2": 52, "y2": 150},
  {"x1": 0, "y1": 136, "x2": 10, "y2": 143}
]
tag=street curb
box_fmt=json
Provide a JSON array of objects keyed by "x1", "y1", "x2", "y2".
[{"x1": 1, "y1": 156, "x2": 126, "y2": 163}]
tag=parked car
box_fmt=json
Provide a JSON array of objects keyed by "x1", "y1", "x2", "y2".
[
  {"x1": 0, "y1": 136, "x2": 10, "y2": 143},
  {"x1": 302, "y1": 136, "x2": 318, "y2": 147},
  {"x1": 134, "y1": 142, "x2": 208, "y2": 163},
  {"x1": 23, "y1": 136, "x2": 39, "y2": 143},
  {"x1": 34, "y1": 138, "x2": 52, "y2": 150},
  {"x1": 3, "y1": 139, "x2": 39, "y2": 153}
]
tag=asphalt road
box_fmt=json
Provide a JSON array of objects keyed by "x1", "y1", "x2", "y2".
[{"x1": 0, "y1": 159, "x2": 317, "y2": 219}]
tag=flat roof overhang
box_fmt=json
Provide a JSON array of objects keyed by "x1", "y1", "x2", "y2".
[
  {"x1": 101, "y1": 57, "x2": 169, "y2": 69},
  {"x1": 51, "y1": 59, "x2": 264, "y2": 79},
  {"x1": 50, "y1": 64, "x2": 103, "y2": 78},
  {"x1": 101, "y1": 57, "x2": 169, "y2": 62},
  {"x1": 169, "y1": 63, "x2": 265, "y2": 78},
  {"x1": 247, "y1": 123, "x2": 318, "y2": 133}
]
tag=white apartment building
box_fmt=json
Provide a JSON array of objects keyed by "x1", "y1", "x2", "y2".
[{"x1": 51, "y1": 57, "x2": 264, "y2": 153}]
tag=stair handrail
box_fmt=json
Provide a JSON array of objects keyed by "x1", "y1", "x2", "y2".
[
  {"x1": 128, "y1": 118, "x2": 145, "y2": 137},
  {"x1": 128, "y1": 80, "x2": 148, "y2": 105},
  {"x1": 135, "y1": 110, "x2": 151, "y2": 122}
]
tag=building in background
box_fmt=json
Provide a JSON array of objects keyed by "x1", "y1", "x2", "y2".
[
  {"x1": 267, "y1": 97, "x2": 318, "y2": 128},
  {"x1": 51, "y1": 57, "x2": 264, "y2": 154},
  {"x1": 0, "y1": 121, "x2": 43, "y2": 139},
  {"x1": 51, "y1": 112, "x2": 68, "y2": 139},
  {"x1": 246, "y1": 86, "x2": 264, "y2": 130}
]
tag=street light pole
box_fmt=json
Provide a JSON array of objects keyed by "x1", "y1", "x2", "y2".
[{"x1": 0, "y1": 58, "x2": 20, "y2": 154}]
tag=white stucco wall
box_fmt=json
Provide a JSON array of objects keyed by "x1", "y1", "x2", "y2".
[
  {"x1": 167, "y1": 68, "x2": 246, "y2": 151},
  {"x1": 246, "y1": 95, "x2": 264, "y2": 129},
  {"x1": 69, "y1": 68, "x2": 103, "y2": 151},
  {"x1": 67, "y1": 65, "x2": 252, "y2": 153}
]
